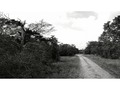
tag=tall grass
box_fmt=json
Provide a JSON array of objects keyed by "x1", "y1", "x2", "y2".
[{"x1": 51, "y1": 56, "x2": 81, "y2": 78}]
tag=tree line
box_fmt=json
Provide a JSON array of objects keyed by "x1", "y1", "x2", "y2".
[
  {"x1": 85, "y1": 15, "x2": 120, "y2": 59},
  {"x1": 59, "y1": 43, "x2": 79, "y2": 56},
  {"x1": 0, "y1": 13, "x2": 79, "y2": 78}
]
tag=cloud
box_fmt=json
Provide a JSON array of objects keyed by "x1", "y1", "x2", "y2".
[
  {"x1": 67, "y1": 11, "x2": 98, "y2": 20},
  {"x1": 70, "y1": 16, "x2": 97, "y2": 30},
  {"x1": 54, "y1": 12, "x2": 98, "y2": 31}
]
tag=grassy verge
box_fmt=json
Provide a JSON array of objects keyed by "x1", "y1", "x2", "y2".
[
  {"x1": 84, "y1": 54, "x2": 120, "y2": 78},
  {"x1": 50, "y1": 55, "x2": 81, "y2": 78}
]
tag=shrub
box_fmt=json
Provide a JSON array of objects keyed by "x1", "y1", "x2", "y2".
[
  {"x1": 0, "y1": 34, "x2": 21, "y2": 56},
  {"x1": 0, "y1": 53, "x2": 55, "y2": 78},
  {"x1": 59, "y1": 44, "x2": 79, "y2": 56}
]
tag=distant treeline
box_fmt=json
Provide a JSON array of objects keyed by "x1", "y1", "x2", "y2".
[
  {"x1": 0, "y1": 14, "x2": 79, "y2": 78},
  {"x1": 59, "y1": 44, "x2": 79, "y2": 56},
  {"x1": 85, "y1": 15, "x2": 120, "y2": 59}
]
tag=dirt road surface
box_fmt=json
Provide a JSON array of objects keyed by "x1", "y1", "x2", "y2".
[{"x1": 78, "y1": 54, "x2": 114, "y2": 79}]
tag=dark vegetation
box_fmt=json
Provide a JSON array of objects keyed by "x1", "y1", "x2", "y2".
[
  {"x1": 85, "y1": 15, "x2": 120, "y2": 59},
  {"x1": 0, "y1": 13, "x2": 79, "y2": 78},
  {"x1": 59, "y1": 44, "x2": 79, "y2": 56}
]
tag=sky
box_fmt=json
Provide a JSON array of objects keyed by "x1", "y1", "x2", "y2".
[{"x1": 0, "y1": 0, "x2": 120, "y2": 49}]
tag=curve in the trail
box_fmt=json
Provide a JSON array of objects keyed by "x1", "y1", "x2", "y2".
[{"x1": 78, "y1": 55, "x2": 114, "y2": 79}]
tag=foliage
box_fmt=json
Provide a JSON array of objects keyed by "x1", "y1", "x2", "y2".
[
  {"x1": 59, "y1": 44, "x2": 79, "y2": 56},
  {"x1": 0, "y1": 34, "x2": 21, "y2": 56},
  {"x1": 85, "y1": 15, "x2": 120, "y2": 59},
  {"x1": 0, "y1": 14, "x2": 60, "y2": 78},
  {"x1": 28, "y1": 20, "x2": 55, "y2": 35}
]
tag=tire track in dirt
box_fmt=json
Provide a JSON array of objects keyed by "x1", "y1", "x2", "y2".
[{"x1": 78, "y1": 54, "x2": 114, "y2": 79}]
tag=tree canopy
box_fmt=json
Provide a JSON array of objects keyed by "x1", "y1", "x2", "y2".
[{"x1": 85, "y1": 15, "x2": 120, "y2": 59}]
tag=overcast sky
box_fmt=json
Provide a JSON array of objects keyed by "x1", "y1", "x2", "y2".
[{"x1": 0, "y1": 0, "x2": 120, "y2": 49}]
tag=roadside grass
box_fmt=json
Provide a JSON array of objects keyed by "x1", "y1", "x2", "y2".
[
  {"x1": 84, "y1": 54, "x2": 120, "y2": 78},
  {"x1": 50, "y1": 55, "x2": 81, "y2": 78}
]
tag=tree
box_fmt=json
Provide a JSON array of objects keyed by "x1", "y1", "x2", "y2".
[
  {"x1": 49, "y1": 36, "x2": 60, "y2": 61},
  {"x1": 85, "y1": 15, "x2": 120, "y2": 59},
  {"x1": 28, "y1": 20, "x2": 55, "y2": 35},
  {"x1": 84, "y1": 41, "x2": 99, "y2": 55},
  {"x1": 0, "y1": 13, "x2": 61, "y2": 78},
  {"x1": 0, "y1": 17, "x2": 55, "y2": 45},
  {"x1": 99, "y1": 16, "x2": 120, "y2": 58},
  {"x1": 59, "y1": 44, "x2": 79, "y2": 56},
  {"x1": 0, "y1": 18, "x2": 26, "y2": 45}
]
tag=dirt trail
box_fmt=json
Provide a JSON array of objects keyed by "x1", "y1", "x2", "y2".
[{"x1": 78, "y1": 54, "x2": 114, "y2": 78}]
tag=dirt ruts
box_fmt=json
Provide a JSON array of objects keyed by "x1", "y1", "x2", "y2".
[{"x1": 78, "y1": 54, "x2": 114, "y2": 79}]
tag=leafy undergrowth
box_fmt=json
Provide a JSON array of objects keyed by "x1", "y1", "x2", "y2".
[
  {"x1": 0, "y1": 55, "x2": 81, "y2": 78},
  {"x1": 50, "y1": 56, "x2": 81, "y2": 78},
  {"x1": 84, "y1": 54, "x2": 120, "y2": 78}
]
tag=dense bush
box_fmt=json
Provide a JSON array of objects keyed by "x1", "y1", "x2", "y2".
[
  {"x1": 0, "y1": 16, "x2": 60, "y2": 78},
  {"x1": 0, "y1": 35, "x2": 21, "y2": 54},
  {"x1": 0, "y1": 35, "x2": 60, "y2": 78},
  {"x1": 23, "y1": 42, "x2": 54, "y2": 64},
  {"x1": 0, "y1": 53, "x2": 56, "y2": 78},
  {"x1": 49, "y1": 36, "x2": 60, "y2": 62},
  {"x1": 85, "y1": 15, "x2": 120, "y2": 59},
  {"x1": 59, "y1": 44, "x2": 79, "y2": 56}
]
